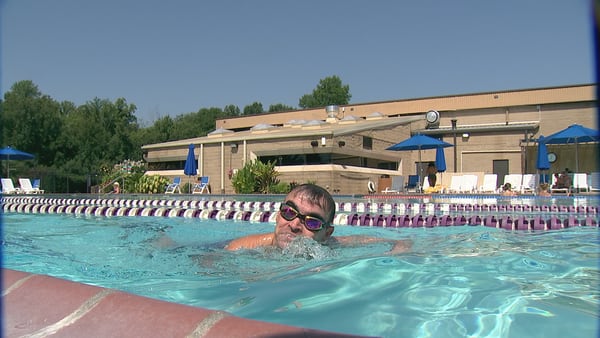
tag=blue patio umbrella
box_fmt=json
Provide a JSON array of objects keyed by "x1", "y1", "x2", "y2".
[
  {"x1": 536, "y1": 136, "x2": 550, "y2": 184},
  {"x1": 435, "y1": 147, "x2": 447, "y2": 173},
  {"x1": 0, "y1": 146, "x2": 35, "y2": 177},
  {"x1": 544, "y1": 124, "x2": 600, "y2": 173},
  {"x1": 386, "y1": 134, "x2": 453, "y2": 189},
  {"x1": 183, "y1": 144, "x2": 197, "y2": 193},
  {"x1": 536, "y1": 136, "x2": 550, "y2": 170}
]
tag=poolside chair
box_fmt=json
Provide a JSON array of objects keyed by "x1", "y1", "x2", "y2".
[
  {"x1": 503, "y1": 174, "x2": 523, "y2": 193},
  {"x1": 460, "y1": 174, "x2": 478, "y2": 193},
  {"x1": 479, "y1": 174, "x2": 498, "y2": 193},
  {"x1": 1, "y1": 178, "x2": 21, "y2": 194},
  {"x1": 19, "y1": 178, "x2": 42, "y2": 194},
  {"x1": 32, "y1": 179, "x2": 45, "y2": 194},
  {"x1": 404, "y1": 175, "x2": 419, "y2": 192},
  {"x1": 165, "y1": 177, "x2": 182, "y2": 194},
  {"x1": 447, "y1": 175, "x2": 464, "y2": 193},
  {"x1": 589, "y1": 172, "x2": 600, "y2": 192},
  {"x1": 572, "y1": 173, "x2": 589, "y2": 192},
  {"x1": 381, "y1": 176, "x2": 404, "y2": 194},
  {"x1": 520, "y1": 174, "x2": 537, "y2": 194},
  {"x1": 192, "y1": 176, "x2": 210, "y2": 194},
  {"x1": 421, "y1": 176, "x2": 431, "y2": 191}
]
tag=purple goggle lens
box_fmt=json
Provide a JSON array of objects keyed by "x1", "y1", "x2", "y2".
[{"x1": 279, "y1": 203, "x2": 326, "y2": 231}]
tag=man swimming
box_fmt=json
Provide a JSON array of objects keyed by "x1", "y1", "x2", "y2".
[{"x1": 225, "y1": 183, "x2": 410, "y2": 253}]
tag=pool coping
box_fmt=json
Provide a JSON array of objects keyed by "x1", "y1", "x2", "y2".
[{"x1": 2, "y1": 268, "x2": 372, "y2": 337}]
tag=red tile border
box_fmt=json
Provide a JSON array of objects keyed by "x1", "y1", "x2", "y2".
[{"x1": 2, "y1": 269, "x2": 370, "y2": 338}]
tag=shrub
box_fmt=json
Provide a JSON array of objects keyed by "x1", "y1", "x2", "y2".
[
  {"x1": 231, "y1": 159, "x2": 281, "y2": 194},
  {"x1": 135, "y1": 175, "x2": 170, "y2": 194}
]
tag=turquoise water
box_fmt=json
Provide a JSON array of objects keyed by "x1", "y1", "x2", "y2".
[{"x1": 3, "y1": 212, "x2": 599, "y2": 337}]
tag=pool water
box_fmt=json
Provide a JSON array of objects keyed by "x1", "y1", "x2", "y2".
[{"x1": 3, "y1": 212, "x2": 599, "y2": 337}]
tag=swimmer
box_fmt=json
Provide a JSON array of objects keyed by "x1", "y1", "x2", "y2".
[{"x1": 225, "y1": 183, "x2": 411, "y2": 254}]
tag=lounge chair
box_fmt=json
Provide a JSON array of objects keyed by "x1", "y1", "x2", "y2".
[
  {"x1": 381, "y1": 176, "x2": 404, "y2": 194},
  {"x1": 32, "y1": 179, "x2": 45, "y2": 193},
  {"x1": 572, "y1": 173, "x2": 589, "y2": 192},
  {"x1": 404, "y1": 175, "x2": 419, "y2": 192},
  {"x1": 521, "y1": 174, "x2": 537, "y2": 194},
  {"x1": 589, "y1": 172, "x2": 600, "y2": 192},
  {"x1": 19, "y1": 178, "x2": 42, "y2": 194},
  {"x1": 460, "y1": 174, "x2": 478, "y2": 193},
  {"x1": 479, "y1": 174, "x2": 498, "y2": 193},
  {"x1": 503, "y1": 174, "x2": 523, "y2": 193},
  {"x1": 192, "y1": 176, "x2": 210, "y2": 194},
  {"x1": 447, "y1": 175, "x2": 464, "y2": 193},
  {"x1": 165, "y1": 177, "x2": 182, "y2": 194},
  {"x1": 1, "y1": 178, "x2": 21, "y2": 194}
]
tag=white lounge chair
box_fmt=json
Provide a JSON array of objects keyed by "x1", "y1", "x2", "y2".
[
  {"x1": 19, "y1": 178, "x2": 42, "y2": 194},
  {"x1": 572, "y1": 173, "x2": 589, "y2": 192},
  {"x1": 479, "y1": 174, "x2": 498, "y2": 193},
  {"x1": 589, "y1": 172, "x2": 600, "y2": 192},
  {"x1": 521, "y1": 174, "x2": 537, "y2": 194},
  {"x1": 192, "y1": 176, "x2": 210, "y2": 194},
  {"x1": 1, "y1": 178, "x2": 21, "y2": 194},
  {"x1": 460, "y1": 174, "x2": 478, "y2": 193},
  {"x1": 165, "y1": 177, "x2": 182, "y2": 194},
  {"x1": 381, "y1": 176, "x2": 404, "y2": 194},
  {"x1": 448, "y1": 175, "x2": 464, "y2": 193},
  {"x1": 503, "y1": 174, "x2": 523, "y2": 193}
]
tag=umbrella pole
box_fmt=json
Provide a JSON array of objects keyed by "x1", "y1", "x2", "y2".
[
  {"x1": 575, "y1": 140, "x2": 579, "y2": 174},
  {"x1": 418, "y1": 147, "x2": 422, "y2": 192}
]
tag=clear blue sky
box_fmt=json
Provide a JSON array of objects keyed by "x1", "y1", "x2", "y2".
[{"x1": 2, "y1": 0, "x2": 595, "y2": 125}]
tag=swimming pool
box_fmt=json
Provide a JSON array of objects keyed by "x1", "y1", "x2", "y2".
[{"x1": 2, "y1": 194, "x2": 599, "y2": 337}]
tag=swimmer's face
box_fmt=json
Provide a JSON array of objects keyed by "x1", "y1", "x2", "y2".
[{"x1": 273, "y1": 193, "x2": 334, "y2": 249}]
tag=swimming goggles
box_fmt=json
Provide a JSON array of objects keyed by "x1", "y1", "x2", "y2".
[{"x1": 279, "y1": 202, "x2": 328, "y2": 231}]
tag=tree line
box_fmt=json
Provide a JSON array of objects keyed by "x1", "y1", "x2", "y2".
[{"x1": 0, "y1": 76, "x2": 351, "y2": 193}]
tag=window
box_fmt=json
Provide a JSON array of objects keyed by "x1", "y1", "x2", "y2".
[{"x1": 363, "y1": 136, "x2": 372, "y2": 150}]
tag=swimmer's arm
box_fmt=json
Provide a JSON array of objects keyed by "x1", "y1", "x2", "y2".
[
  {"x1": 334, "y1": 235, "x2": 412, "y2": 254},
  {"x1": 225, "y1": 233, "x2": 274, "y2": 251}
]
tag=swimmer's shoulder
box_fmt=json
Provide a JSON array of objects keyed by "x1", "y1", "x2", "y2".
[{"x1": 225, "y1": 233, "x2": 274, "y2": 251}]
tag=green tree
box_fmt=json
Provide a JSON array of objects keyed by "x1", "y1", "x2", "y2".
[
  {"x1": 299, "y1": 75, "x2": 351, "y2": 109},
  {"x1": 58, "y1": 97, "x2": 138, "y2": 178},
  {"x1": 268, "y1": 103, "x2": 295, "y2": 112},
  {"x1": 223, "y1": 104, "x2": 241, "y2": 117},
  {"x1": 1, "y1": 80, "x2": 64, "y2": 166},
  {"x1": 242, "y1": 102, "x2": 264, "y2": 115}
]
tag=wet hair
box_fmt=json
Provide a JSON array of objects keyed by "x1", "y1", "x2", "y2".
[
  {"x1": 285, "y1": 184, "x2": 335, "y2": 223},
  {"x1": 502, "y1": 183, "x2": 512, "y2": 191}
]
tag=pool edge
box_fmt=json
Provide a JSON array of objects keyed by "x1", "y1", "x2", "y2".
[{"x1": 2, "y1": 268, "x2": 371, "y2": 338}]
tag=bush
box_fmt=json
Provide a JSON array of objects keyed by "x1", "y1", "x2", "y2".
[
  {"x1": 231, "y1": 159, "x2": 281, "y2": 194},
  {"x1": 135, "y1": 175, "x2": 170, "y2": 194}
]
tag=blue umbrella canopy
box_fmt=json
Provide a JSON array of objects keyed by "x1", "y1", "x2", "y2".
[
  {"x1": 386, "y1": 134, "x2": 453, "y2": 151},
  {"x1": 0, "y1": 146, "x2": 34, "y2": 160},
  {"x1": 544, "y1": 124, "x2": 599, "y2": 173},
  {"x1": 183, "y1": 144, "x2": 197, "y2": 193},
  {"x1": 0, "y1": 146, "x2": 35, "y2": 177},
  {"x1": 544, "y1": 124, "x2": 600, "y2": 144},
  {"x1": 184, "y1": 144, "x2": 197, "y2": 176},
  {"x1": 536, "y1": 136, "x2": 550, "y2": 171},
  {"x1": 387, "y1": 134, "x2": 453, "y2": 190},
  {"x1": 435, "y1": 147, "x2": 447, "y2": 173}
]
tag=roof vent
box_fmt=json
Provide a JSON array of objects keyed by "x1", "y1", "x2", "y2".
[{"x1": 325, "y1": 105, "x2": 340, "y2": 118}]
